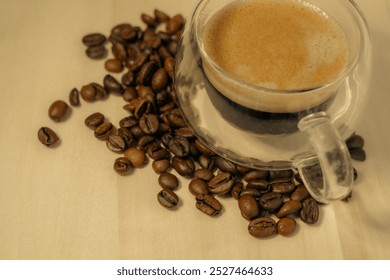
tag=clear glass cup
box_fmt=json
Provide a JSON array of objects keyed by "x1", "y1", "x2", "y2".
[{"x1": 174, "y1": 0, "x2": 371, "y2": 203}]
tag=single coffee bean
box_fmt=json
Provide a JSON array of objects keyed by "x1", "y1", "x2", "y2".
[
  {"x1": 246, "y1": 179, "x2": 269, "y2": 192},
  {"x1": 130, "y1": 52, "x2": 150, "y2": 72},
  {"x1": 139, "y1": 114, "x2": 159, "y2": 135},
  {"x1": 231, "y1": 182, "x2": 243, "y2": 200},
  {"x1": 243, "y1": 170, "x2": 269, "y2": 182},
  {"x1": 236, "y1": 164, "x2": 253, "y2": 174},
  {"x1": 197, "y1": 154, "x2": 216, "y2": 171},
  {"x1": 117, "y1": 127, "x2": 134, "y2": 149},
  {"x1": 166, "y1": 14, "x2": 185, "y2": 34},
  {"x1": 106, "y1": 134, "x2": 126, "y2": 153},
  {"x1": 111, "y1": 41, "x2": 128, "y2": 60},
  {"x1": 151, "y1": 68, "x2": 168, "y2": 92},
  {"x1": 91, "y1": 83, "x2": 109, "y2": 100},
  {"x1": 152, "y1": 159, "x2": 170, "y2": 174},
  {"x1": 157, "y1": 188, "x2": 179, "y2": 209},
  {"x1": 80, "y1": 84, "x2": 97, "y2": 102},
  {"x1": 82, "y1": 33, "x2": 107, "y2": 47},
  {"x1": 174, "y1": 126, "x2": 195, "y2": 139},
  {"x1": 119, "y1": 115, "x2": 138, "y2": 129},
  {"x1": 300, "y1": 197, "x2": 319, "y2": 224},
  {"x1": 277, "y1": 217, "x2": 297, "y2": 237},
  {"x1": 195, "y1": 194, "x2": 222, "y2": 216},
  {"x1": 122, "y1": 86, "x2": 138, "y2": 101},
  {"x1": 105, "y1": 58, "x2": 123, "y2": 73},
  {"x1": 258, "y1": 192, "x2": 284, "y2": 212},
  {"x1": 172, "y1": 156, "x2": 195, "y2": 177},
  {"x1": 147, "y1": 142, "x2": 169, "y2": 160},
  {"x1": 269, "y1": 170, "x2": 294, "y2": 180},
  {"x1": 164, "y1": 57, "x2": 175, "y2": 79},
  {"x1": 122, "y1": 71, "x2": 136, "y2": 87},
  {"x1": 154, "y1": 9, "x2": 170, "y2": 23},
  {"x1": 189, "y1": 178, "x2": 209, "y2": 196},
  {"x1": 239, "y1": 194, "x2": 260, "y2": 220},
  {"x1": 290, "y1": 184, "x2": 310, "y2": 202},
  {"x1": 158, "y1": 172, "x2": 179, "y2": 190},
  {"x1": 113, "y1": 157, "x2": 132, "y2": 175},
  {"x1": 208, "y1": 172, "x2": 235, "y2": 195},
  {"x1": 94, "y1": 122, "x2": 114, "y2": 140},
  {"x1": 48, "y1": 100, "x2": 69, "y2": 122},
  {"x1": 194, "y1": 139, "x2": 215, "y2": 156},
  {"x1": 134, "y1": 98, "x2": 153, "y2": 119},
  {"x1": 168, "y1": 135, "x2": 190, "y2": 158},
  {"x1": 275, "y1": 200, "x2": 302, "y2": 218},
  {"x1": 248, "y1": 217, "x2": 277, "y2": 238},
  {"x1": 69, "y1": 88, "x2": 80, "y2": 106},
  {"x1": 346, "y1": 134, "x2": 365, "y2": 149},
  {"x1": 124, "y1": 147, "x2": 147, "y2": 168},
  {"x1": 166, "y1": 108, "x2": 187, "y2": 127},
  {"x1": 85, "y1": 112, "x2": 105, "y2": 129},
  {"x1": 137, "y1": 60, "x2": 158, "y2": 85},
  {"x1": 103, "y1": 74, "x2": 123, "y2": 94},
  {"x1": 137, "y1": 135, "x2": 156, "y2": 151},
  {"x1": 141, "y1": 13, "x2": 156, "y2": 27},
  {"x1": 215, "y1": 157, "x2": 237, "y2": 174},
  {"x1": 240, "y1": 188, "x2": 262, "y2": 198},
  {"x1": 86, "y1": 44, "x2": 107, "y2": 59},
  {"x1": 271, "y1": 181, "x2": 296, "y2": 194},
  {"x1": 193, "y1": 168, "x2": 214, "y2": 182},
  {"x1": 130, "y1": 126, "x2": 145, "y2": 139},
  {"x1": 38, "y1": 127, "x2": 59, "y2": 147},
  {"x1": 349, "y1": 148, "x2": 366, "y2": 161}
]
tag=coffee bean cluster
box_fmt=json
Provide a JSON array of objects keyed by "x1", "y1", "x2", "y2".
[{"x1": 37, "y1": 9, "x2": 366, "y2": 239}]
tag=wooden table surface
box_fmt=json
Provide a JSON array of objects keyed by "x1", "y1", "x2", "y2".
[{"x1": 1, "y1": 0, "x2": 389, "y2": 260}]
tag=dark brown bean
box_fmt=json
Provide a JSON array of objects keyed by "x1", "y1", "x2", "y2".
[
  {"x1": 48, "y1": 100, "x2": 69, "y2": 122},
  {"x1": 38, "y1": 127, "x2": 59, "y2": 147},
  {"x1": 248, "y1": 217, "x2": 277, "y2": 238},
  {"x1": 346, "y1": 134, "x2": 365, "y2": 149},
  {"x1": 300, "y1": 198, "x2": 319, "y2": 224},
  {"x1": 239, "y1": 194, "x2": 259, "y2": 220},
  {"x1": 137, "y1": 60, "x2": 158, "y2": 85},
  {"x1": 290, "y1": 184, "x2": 310, "y2": 202},
  {"x1": 154, "y1": 9, "x2": 170, "y2": 23},
  {"x1": 103, "y1": 74, "x2": 123, "y2": 94},
  {"x1": 86, "y1": 44, "x2": 107, "y2": 59},
  {"x1": 189, "y1": 178, "x2": 209, "y2": 196},
  {"x1": 69, "y1": 88, "x2": 80, "y2": 106},
  {"x1": 258, "y1": 192, "x2": 284, "y2": 212},
  {"x1": 193, "y1": 168, "x2": 214, "y2": 181},
  {"x1": 147, "y1": 142, "x2": 169, "y2": 160},
  {"x1": 194, "y1": 139, "x2": 215, "y2": 156},
  {"x1": 168, "y1": 135, "x2": 190, "y2": 158},
  {"x1": 152, "y1": 159, "x2": 170, "y2": 174},
  {"x1": 208, "y1": 172, "x2": 235, "y2": 195},
  {"x1": 80, "y1": 84, "x2": 97, "y2": 102},
  {"x1": 275, "y1": 200, "x2": 302, "y2": 218},
  {"x1": 105, "y1": 58, "x2": 123, "y2": 73},
  {"x1": 124, "y1": 147, "x2": 147, "y2": 168},
  {"x1": 277, "y1": 217, "x2": 297, "y2": 237},
  {"x1": 215, "y1": 157, "x2": 237, "y2": 174},
  {"x1": 85, "y1": 112, "x2": 105, "y2": 129},
  {"x1": 158, "y1": 172, "x2": 179, "y2": 190},
  {"x1": 172, "y1": 156, "x2": 195, "y2": 177},
  {"x1": 139, "y1": 114, "x2": 160, "y2": 135},
  {"x1": 106, "y1": 135, "x2": 126, "y2": 153},
  {"x1": 157, "y1": 188, "x2": 179, "y2": 209},
  {"x1": 151, "y1": 68, "x2": 168, "y2": 92},
  {"x1": 82, "y1": 33, "x2": 106, "y2": 46},
  {"x1": 164, "y1": 57, "x2": 175, "y2": 79},
  {"x1": 243, "y1": 170, "x2": 269, "y2": 182},
  {"x1": 94, "y1": 122, "x2": 113, "y2": 140},
  {"x1": 195, "y1": 194, "x2": 222, "y2": 216},
  {"x1": 113, "y1": 157, "x2": 132, "y2": 175}
]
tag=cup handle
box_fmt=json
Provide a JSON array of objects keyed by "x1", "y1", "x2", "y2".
[{"x1": 292, "y1": 112, "x2": 353, "y2": 203}]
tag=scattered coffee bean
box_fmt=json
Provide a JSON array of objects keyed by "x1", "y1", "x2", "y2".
[
  {"x1": 124, "y1": 147, "x2": 147, "y2": 168},
  {"x1": 277, "y1": 217, "x2": 297, "y2": 237},
  {"x1": 290, "y1": 184, "x2": 310, "y2": 202},
  {"x1": 106, "y1": 134, "x2": 126, "y2": 153},
  {"x1": 189, "y1": 178, "x2": 209, "y2": 196},
  {"x1": 208, "y1": 172, "x2": 235, "y2": 195},
  {"x1": 86, "y1": 44, "x2": 107, "y2": 59},
  {"x1": 193, "y1": 168, "x2": 214, "y2": 181},
  {"x1": 85, "y1": 112, "x2": 105, "y2": 129},
  {"x1": 82, "y1": 33, "x2": 107, "y2": 47},
  {"x1": 248, "y1": 217, "x2": 277, "y2": 238},
  {"x1": 258, "y1": 192, "x2": 284, "y2": 212},
  {"x1": 152, "y1": 159, "x2": 170, "y2": 174},
  {"x1": 239, "y1": 194, "x2": 259, "y2": 220},
  {"x1": 300, "y1": 197, "x2": 319, "y2": 224},
  {"x1": 48, "y1": 100, "x2": 69, "y2": 122},
  {"x1": 104, "y1": 58, "x2": 124, "y2": 73},
  {"x1": 38, "y1": 127, "x2": 59, "y2": 147},
  {"x1": 69, "y1": 88, "x2": 80, "y2": 106},
  {"x1": 275, "y1": 200, "x2": 302, "y2": 218},
  {"x1": 158, "y1": 188, "x2": 179, "y2": 209},
  {"x1": 158, "y1": 172, "x2": 179, "y2": 190},
  {"x1": 94, "y1": 122, "x2": 113, "y2": 140},
  {"x1": 114, "y1": 157, "x2": 132, "y2": 175},
  {"x1": 195, "y1": 194, "x2": 221, "y2": 216}
]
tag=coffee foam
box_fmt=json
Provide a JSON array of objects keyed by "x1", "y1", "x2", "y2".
[{"x1": 201, "y1": 0, "x2": 349, "y2": 112}]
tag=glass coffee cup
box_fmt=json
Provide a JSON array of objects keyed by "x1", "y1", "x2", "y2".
[{"x1": 174, "y1": 0, "x2": 371, "y2": 203}]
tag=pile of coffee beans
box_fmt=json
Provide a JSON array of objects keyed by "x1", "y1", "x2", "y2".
[{"x1": 37, "y1": 9, "x2": 366, "y2": 238}]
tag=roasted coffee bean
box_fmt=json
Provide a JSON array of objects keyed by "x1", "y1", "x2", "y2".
[
  {"x1": 271, "y1": 181, "x2": 296, "y2": 194},
  {"x1": 134, "y1": 98, "x2": 153, "y2": 119},
  {"x1": 166, "y1": 14, "x2": 185, "y2": 34},
  {"x1": 276, "y1": 200, "x2": 302, "y2": 218},
  {"x1": 269, "y1": 170, "x2": 294, "y2": 180},
  {"x1": 104, "y1": 58, "x2": 123, "y2": 73},
  {"x1": 152, "y1": 159, "x2": 170, "y2": 174},
  {"x1": 208, "y1": 172, "x2": 235, "y2": 195},
  {"x1": 139, "y1": 114, "x2": 159, "y2": 135},
  {"x1": 94, "y1": 122, "x2": 113, "y2": 140},
  {"x1": 194, "y1": 139, "x2": 215, "y2": 156},
  {"x1": 111, "y1": 41, "x2": 128, "y2": 60},
  {"x1": 106, "y1": 135, "x2": 126, "y2": 153},
  {"x1": 195, "y1": 194, "x2": 221, "y2": 216},
  {"x1": 69, "y1": 88, "x2": 80, "y2": 106},
  {"x1": 147, "y1": 142, "x2": 169, "y2": 160},
  {"x1": 154, "y1": 9, "x2": 170, "y2": 23},
  {"x1": 166, "y1": 108, "x2": 186, "y2": 127},
  {"x1": 130, "y1": 125, "x2": 145, "y2": 139},
  {"x1": 151, "y1": 68, "x2": 168, "y2": 92},
  {"x1": 122, "y1": 71, "x2": 136, "y2": 87},
  {"x1": 124, "y1": 147, "x2": 147, "y2": 168},
  {"x1": 38, "y1": 127, "x2": 59, "y2": 147},
  {"x1": 119, "y1": 115, "x2": 138, "y2": 129},
  {"x1": 189, "y1": 178, "x2": 209, "y2": 196},
  {"x1": 277, "y1": 217, "x2": 297, "y2": 237},
  {"x1": 193, "y1": 168, "x2": 214, "y2": 181},
  {"x1": 113, "y1": 157, "x2": 132, "y2": 175},
  {"x1": 137, "y1": 135, "x2": 156, "y2": 151},
  {"x1": 346, "y1": 134, "x2": 365, "y2": 149},
  {"x1": 300, "y1": 197, "x2": 319, "y2": 224},
  {"x1": 164, "y1": 57, "x2": 175, "y2": 79},
  {"x1": 85, "y1": 112, "x2": 105, "y2": 129},
  {"x1": 158, "y1": 172, "x2": 179, "y2": 190},
  {"x1": 290, "y1": 184, "x2": 310, "y2": 202},
  {"x1": 122, "y1": 86, "x2": 138, "y2": 101},
  {"x1": 259, "y1": 192, "x2": 284, "y2": 212},
  {"x1": 248, "y1": 217, "x2": 277, "y2": 238},
  {"x1": 168, "y1": 135, "x2": 190, "y2": 158},
  {"x1": 48, "y1": 100, "x2": 69, "y2": 122},
  {"x1": 141, "y1": 13, "x2": 156, "y2": 27},
  {"x1": 246, "y1": 179, "x2": 269, "y2": 192},
  {"x1": 349, "y1": 148, "x2": 366, "y2": 161},
  {"x1": 231, "y1": 182, "x2": 243, "y2": 200},
  {"x1": 172, "y1": 156, "x2": 195, "y2": 177},
  {"x1": 157, "y1": 188, "x2": 179, "y2": 209},
  {"x1": 80, "y1": 84, "x2": 97, "y2": 102},
  {"x1": 240, "y1": 188, "x2": 262, "y2": 198},
  {"x1": 174, "y1": 126, "x2": 195, "y2": 139},
  {"x1": 137, "y1": 60, "x2": 158, "y2": 85},
  {"x1": 130, "y1": 52, "x2": 149, "y2": 72},
  {"x1": 82, "y1": 33, "x2": 107, "y2": 47},
  {"x1": 243, "y1": 170, "x2": 269, "y2": 182},
  {"x1": 117, "y1": 127, "x2": 134, "y2": 148},
  {"x1": 91, "y1": 83, "x2": 108, "y2": 100},
  {"x1": 239, "y1": 194, "x2": 260, "y2": 220},
  {"x1": 86, "y1": 44, "x2": 107, "y2": 59},
  {"x1": 215, "y1": 157, "x2": 237, "y2": 174},
  {"x1": 103, "y1": 74, "x2": 123, "y2": 94},
  {"x1": 197, "y1": 154, "x2": 216, "y2": 171}
]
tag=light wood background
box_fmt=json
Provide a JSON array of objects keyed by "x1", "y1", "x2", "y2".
[{"x1": 0, "y1": 0, "x2": 389, "y2": 259}]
